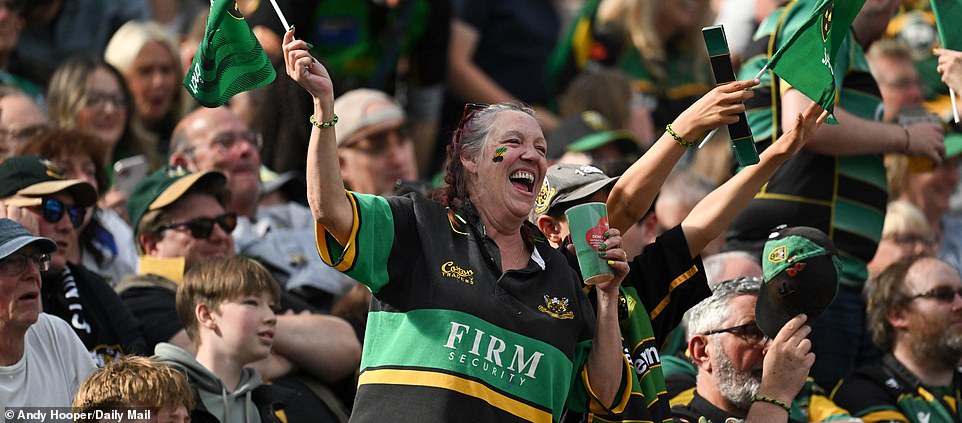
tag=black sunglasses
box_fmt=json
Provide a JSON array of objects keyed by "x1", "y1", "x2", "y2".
[
  {"x1": 42, "y1": 198, "x2": 86, "y2": 228},
  {"x1": 452, "y1": 103, "x2": 489, "y2": 146},
  {"x1": 906, "y1": 286, "x2": 962, "y2": 303},
  {"x1": 155, "y1": 213, "x2": 238, "y2": 239},
  {"x1": 703, "y1": 321, "x2": 768, "y2": 344}
]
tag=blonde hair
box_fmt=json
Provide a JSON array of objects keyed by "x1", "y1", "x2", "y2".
[
  {"x1": 46, "y1": 56, "x2": 161, "y2": 168},
  {"x1": 881, "y1": 200, "x2": 933, "y2": 239},
  {"x1": 176, "y1": 256, "x2": 280, "y2": 346},
  {"x1": 104, "y1": 21, "x2": 192, "y2": 125},
  {"x1": 595, "y1": 0, "x2": 712, "y2": 82},
  {"x1": 72, "y1": 356, "x2": 194, "y2": 418}
]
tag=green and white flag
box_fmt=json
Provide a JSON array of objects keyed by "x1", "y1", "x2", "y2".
[
  {"x1": 183, "y1": 0, "x2": 276, "y2": 108},
  {"x1": 931, "y1": 0, "x2": 962, "y2": 50},
  {"x1": 766, "y1": 0, "x2": 865, "y2": 120}
]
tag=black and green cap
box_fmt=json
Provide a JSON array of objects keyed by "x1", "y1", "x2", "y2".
[
  {"x1": 127, "y1": 166, "x2": 228, "y2": 235},
  {"x1": 757, "y1": 226, "x2": 841, "y2": 338},
  {"x1": 0, "y1": 155, "x2": 97, "y2": 207},
  {"x1": 547, "y1": 111, "x2": 642, "y2": 159}
]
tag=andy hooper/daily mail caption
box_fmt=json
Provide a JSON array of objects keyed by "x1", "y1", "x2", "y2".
[{"x1": 4, "y1": 408, "x2": 153, "y2": 422}]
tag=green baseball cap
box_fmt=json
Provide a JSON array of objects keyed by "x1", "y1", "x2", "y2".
[
  {"x1": 127, "y1": 166, "x2": 228, "y2": 235},
  {"x1": 0, "y1": 155, "x2": 97, "y2": 207},
  {"x1": 757, "y1": 226, "x2": 841, "y2": 338}
]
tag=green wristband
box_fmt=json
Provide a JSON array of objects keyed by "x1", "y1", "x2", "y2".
[
  {"x1": 310, "y1": 114, "x2": 338, "y2": 128},
  {"x1": 665, "y1": 124, "x2": 695, "y2": 148},
  {"x1": 751, "y1": 395, "x2": 790, "y2": 412}
]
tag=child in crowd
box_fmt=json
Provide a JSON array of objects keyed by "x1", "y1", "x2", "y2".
[
  {"x1": 72, "y1": 355, "x2": 193, "y2": 423},
  {"x1": 154, "y1": 256, "x2": 293, "y2": 423}
]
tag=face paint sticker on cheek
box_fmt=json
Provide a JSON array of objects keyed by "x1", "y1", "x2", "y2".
[{"x1": 493, "y1": 147, "x2": 507, "y2": 163}]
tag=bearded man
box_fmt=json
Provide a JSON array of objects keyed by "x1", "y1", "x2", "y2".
[
  {"x1": 832, "y1": 256, "x2": 962, "y2": 423},
  {"x1": 674, "y1": 277, "x2": 860, "y2": 423}
]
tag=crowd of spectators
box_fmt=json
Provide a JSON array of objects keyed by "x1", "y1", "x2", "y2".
[{"x1": 0, "y1": 0, "x2": 961, "y2": 422}]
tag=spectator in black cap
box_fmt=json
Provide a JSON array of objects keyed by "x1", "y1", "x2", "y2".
[
  {"x1": 0, "y1": 155, "x2": 145, "y2": 365},
  {"x1": 531, "y1": 97, "x2": 826, "y2": 423},
  {"x1": 832, "y1": 255, "x2": 962, "y2": 422},
  {"x1": 677, "y1": 277, "x2": 858, "y2": 423},
  {"x1": 0, "y1": 217, "x2": 95, "y2": 406}
]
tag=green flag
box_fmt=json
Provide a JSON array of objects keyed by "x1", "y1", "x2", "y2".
[
  {"x1": 767, "y1": 0, "x2": 865, "y2": 118},
  {"x1": 183, "y1": 0, "x2": 276, "y2": 108},
  {"x1": 931, "y1": 0, "x2": 962, "y2": 50}
]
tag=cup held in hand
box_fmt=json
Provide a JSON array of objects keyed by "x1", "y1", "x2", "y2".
[{"x1": 565, "y1": 202, "x2": 614, "y2": 285}]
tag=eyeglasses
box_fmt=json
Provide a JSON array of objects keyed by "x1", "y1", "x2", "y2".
[
  {"x1": 186, "y1": 131, "x2": 263, "y2": 155},
  {"x1": 342, "y1": 127, "x2": 412, "y2": 156},
  {"x1": 41, "y1": 198, "x2": 86, "y2": 228},
  {"x1": 703, "y1": 321, "x2": 768, "y2": 344},
  {"x1": 0, "y1": 252, "x2": 50, "y2": 276},
  {"x1": 82, "y1": 91, "x2": 127, "y2": 109},
  {"x1": 453, "y1": 103, "x2": 489, "y2": 146},
  {"x1": 0, "y1": 124, "x2": 48, "y2": 144},
  {"x1": 906, "y1": 286, "x2": 962, "y2": 303},
  {"x1": 155, "y1": 213, "x2": 238, "y2": 239}
]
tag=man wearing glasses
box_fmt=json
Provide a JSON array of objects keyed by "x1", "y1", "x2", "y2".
[
  {"x1": 677, "y1": 277, "x2": 860, "y2": 423},
  {"x1": 0, "y1": 218, "x2": 95, "y2": 407},
  {"x1": 170, "y1": 107, "x2": 356, "y2": 309},
  {"x1": 0, "y1": 155, "x2": 145, "y2": 366},
  {"x1": 832, "y1": 256, "x2": 962, "y2": 423},
  {"x1": 116, "y1": 166, "x2": 360, "y2": 388}
]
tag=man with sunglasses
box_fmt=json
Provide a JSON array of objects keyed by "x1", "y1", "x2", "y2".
[
  {"x1": 0, "y1": 217, "x2": 95, "y2": 408},
  {"x1": 832, "y1": 256, "x2": 962, "y2": 423},
  {"x1": 677, "y1": 277, "x2": 860, "y2": 423},
  {"x1": 117, "y1": 166, "x2": 360, "y2": 389},
  {"x1": 170, "y1": 106, "x2": 356, "y2": 309},
  {"x1": 0, "y1": 155, "x2": 146, "y2": 366}
]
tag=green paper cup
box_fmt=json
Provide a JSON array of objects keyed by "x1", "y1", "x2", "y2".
[{"x1": 565, "y1": 202, "x2": 614, "y2": 285}]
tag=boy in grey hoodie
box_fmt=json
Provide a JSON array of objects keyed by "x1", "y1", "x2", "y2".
[{"x1": 154, "y1": 256, "x2": 293, "y2": 423}]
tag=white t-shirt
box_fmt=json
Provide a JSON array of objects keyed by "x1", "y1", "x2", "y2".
[{"x1": 0, "y1": 313, "x2": 96, "y2": 412}]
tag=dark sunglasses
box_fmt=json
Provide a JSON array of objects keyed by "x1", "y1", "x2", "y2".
[
  {"x1": 452, "y1": 103, "x2": 489, "y2": 146},
  {"x1": 0, "y1": 252, "x2": 50, "y2": 276},
  {"x1": 155, "y1": 213, "x2": 238, "y2": 239},
  {"x1": 906, "y1": 286, "x2": 962, "y2": 303},
  {"x1": 703, "y1": 321, "x2": 768, "y2": 344},
  {"x1": 42, "y1": 198, "x2": 86, "y2": 228}
]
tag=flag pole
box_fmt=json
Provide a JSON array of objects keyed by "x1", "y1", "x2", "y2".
[
  {"x1": 952, "y1": 88, "x2": 960, "y2": 123},
  {"x1": 268, "y1": 0, "x2": 291, "y2": 30},
  {"x1": 752, "y1": 62, "x2": 770, "y2": 82},
  {"x1": 699, "y1": 61, "x2": 769, "y2": 149},
  {"x1": 698, "y1": 128, "x2": 719, "y2": 149}
]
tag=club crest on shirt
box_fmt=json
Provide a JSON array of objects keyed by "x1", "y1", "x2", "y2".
[
  {"x1": 538, "y1": 295, "x2": 574, "y2": 319},
  {"x1": 441, "y1": 261, "x2": 475, "y2": 285}
]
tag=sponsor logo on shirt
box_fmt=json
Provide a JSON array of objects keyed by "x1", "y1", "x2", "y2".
[
  {"x1": 444, "y1": 322, "x2": 545, "y2": 386},
  {"x1": 441, "y1": 261, "x2": 475, "y2": 285},
  {"x1": 538, "y1": 295, "x2": 574, "y2": 320}
]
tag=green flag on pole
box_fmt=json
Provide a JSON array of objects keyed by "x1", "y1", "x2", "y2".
[
  {"x1": 931, "y1": 0, "x2": 962, "y2": 50},
  {"x1": 765, "y1": 0, "x2": 866, "y2": 120},
  {"x1": 183, "y1": 0, "x2": 276, "y2": 108}
]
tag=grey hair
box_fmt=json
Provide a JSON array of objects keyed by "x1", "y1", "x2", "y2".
[
  {"x1": 439, "y1": 103, "x2": 536, "y2": 207},
  {"x1": 703, "y1": 251, "x2": 761, "y2": 287},
  {"x1": 686, "y1": 276, "x2": 762, "y2": 342}
]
